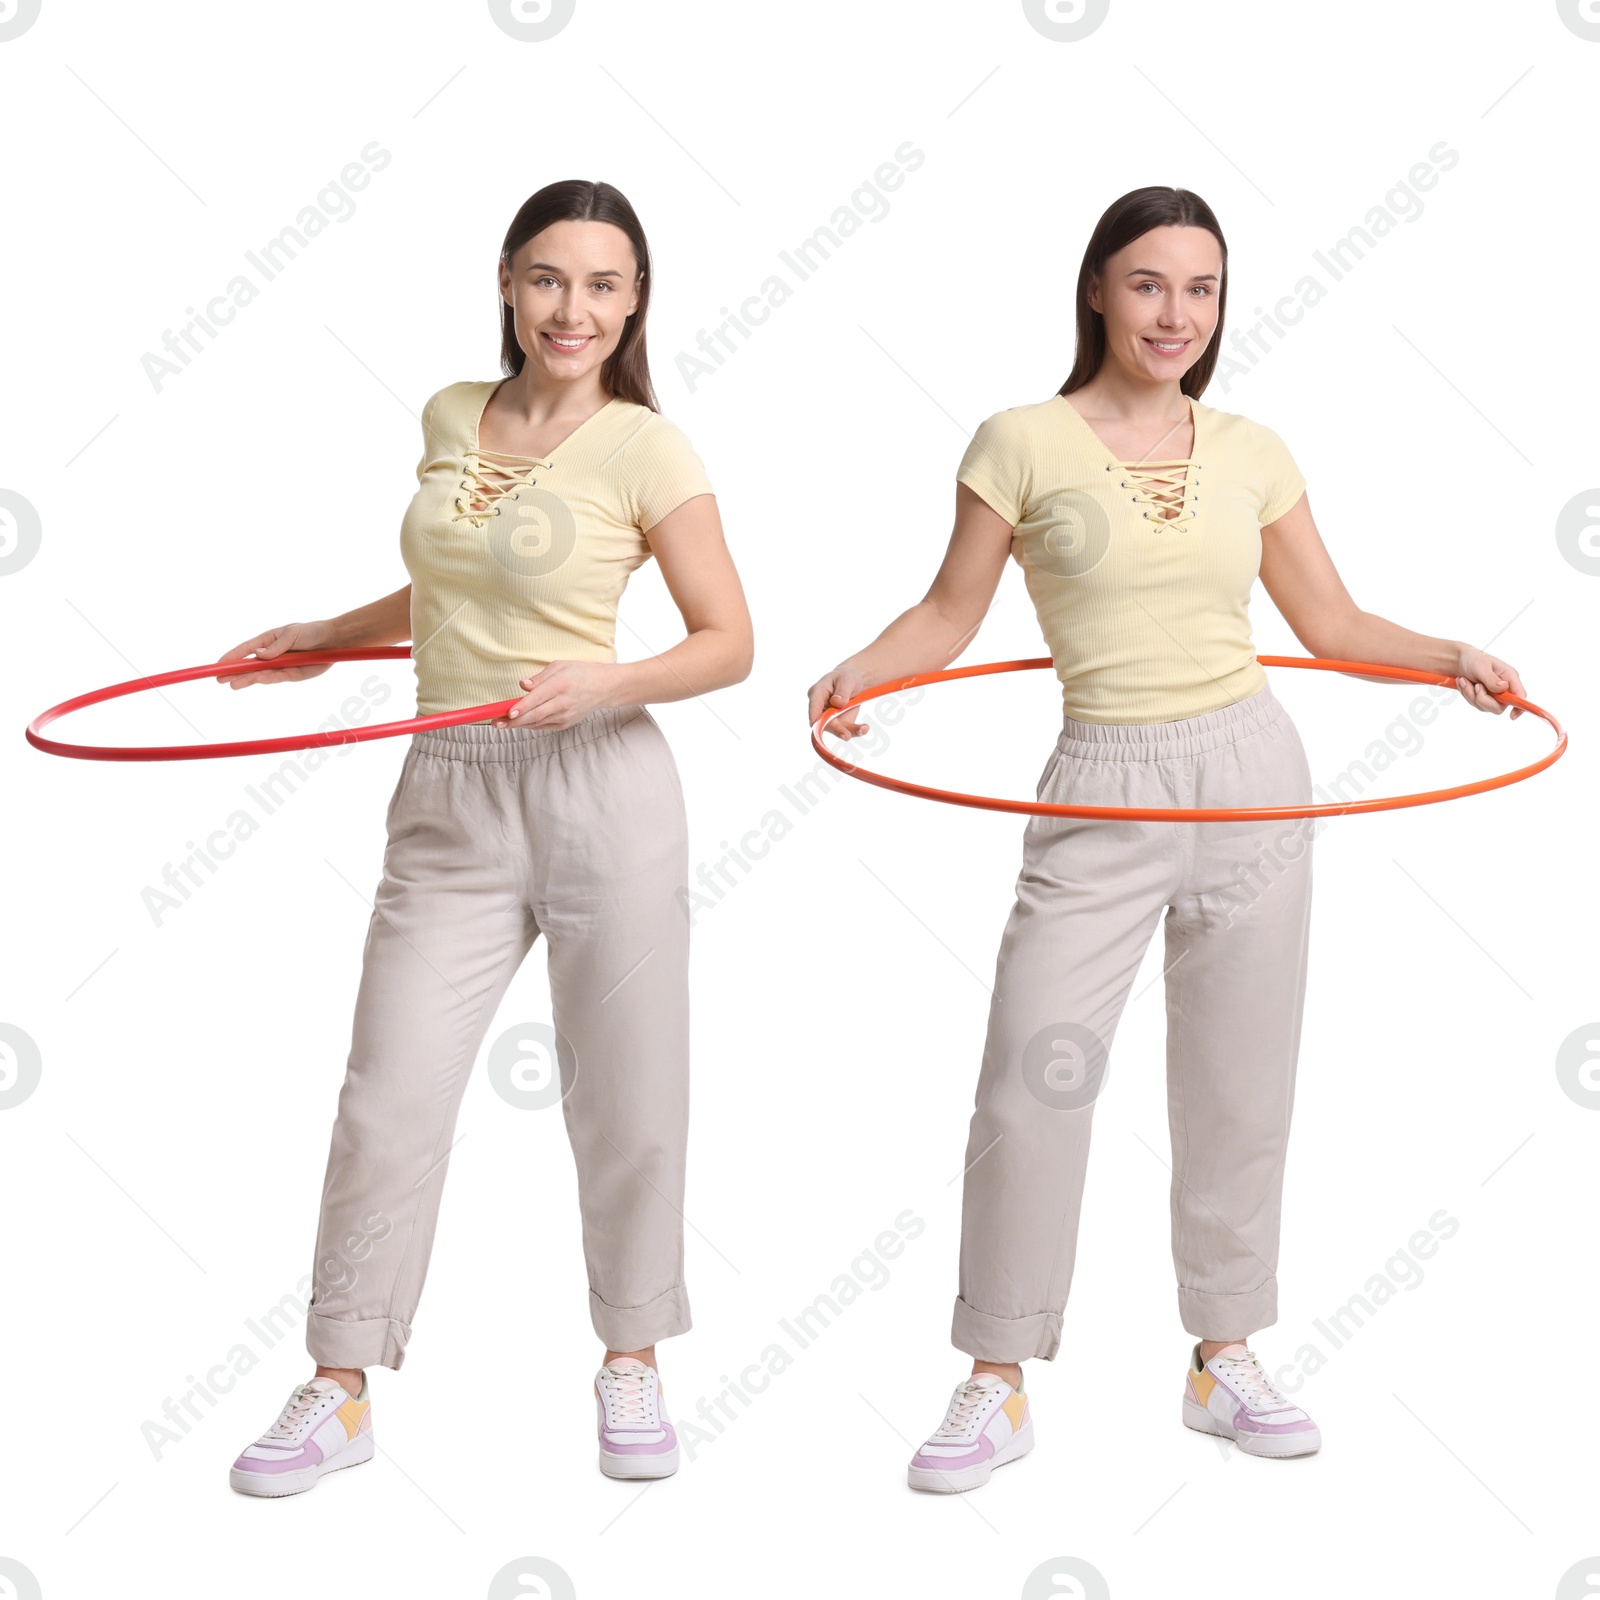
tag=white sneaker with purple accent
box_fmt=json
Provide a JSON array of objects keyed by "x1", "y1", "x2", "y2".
[
  {"x1": 229, "y1": 1374, "x2": 374, "y2": 1497},
  {"x1": 594, "y1": 1357, "x2": 679, "y2": 1479},
  {"x1": 1183, "y1": 1341, "x2": 1322, "y2": 1457},
  {"x1": 907, "y1": 1371, "x2": 1034, "y2": 1493}
]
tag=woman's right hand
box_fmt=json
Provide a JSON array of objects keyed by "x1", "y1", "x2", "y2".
[
  {"x1": 215, "y1": 620, "x2": 338, "y2": 689},
  {"x1": 807, "y1": 666, "x2": 870, "y2": 741}
]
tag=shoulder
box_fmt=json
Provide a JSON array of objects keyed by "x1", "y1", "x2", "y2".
[
  {"x1": 427, "y1": 378, "x2": 496, "y2": 410},
  {"x1": 609, "y1": 399, "x2": 690, "y2": 440},
  {"x1": 604, "y1": 400, "x2": 705, "y2": 462},
  {"x1": 959, "y1": 399, "x2": 1057, "y2": 488},
  {"x1": 1196, "y1": 398, "x2": 1294, "y2": 458},
  {"x1": 970, "y1": 395, "x2": 1063, "y2": 441},
  {"x1": 601, "y1": 403, "x2": 714, "y2": 529},
  {"x1": 419, "y1": 378, "x2": 494, "y2": 433}
]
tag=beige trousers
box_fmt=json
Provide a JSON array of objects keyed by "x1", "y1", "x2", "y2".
[
  {"x1": 952, "y1": 682, "x2": 1315, "y2": 1361},
  {"x1": 306, "y1": 705, "x2": 692, "y2": 1369}
]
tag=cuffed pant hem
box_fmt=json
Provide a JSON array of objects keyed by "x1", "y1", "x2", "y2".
[
  {"x1": 591, "y1": 1282, "x2": 691, "y2": 1351},
  {"x1": 1178, "y1": 1280, "x2": 1278, "y2": 1340},
  {"x1": 306, "y1": 1311, "x2": 411, "y2": 1371},
  {"x1": 951, "y1": 1297, "x2": 1063, "y2": 1363}
]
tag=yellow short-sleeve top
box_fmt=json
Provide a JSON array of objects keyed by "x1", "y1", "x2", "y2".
[
  {"x1": 957, "y1": 393, "x2": 1307, "y2": 725},
  {"x1": 400, "y1": 378, "x2": 715, "y2": 718}
]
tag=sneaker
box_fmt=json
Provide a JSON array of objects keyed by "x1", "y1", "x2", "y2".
[
  {"x1": 594, "y1": 1357, "x2": 679, "y2": 1479},
  {"x1": 1182, "y1": 1341, "x2": 1321, "y2": 1458},
  {"x1": 229, "y1": 1374, "x2": 375, "y2": 1497},
  {"x1": 907, "y1": 1371, "x2": 1034, "y2": 1493}
]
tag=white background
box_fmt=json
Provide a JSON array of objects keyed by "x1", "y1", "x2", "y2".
[{"x1": 3, "y1": 2, "x2": 1597, "y2": 1596}]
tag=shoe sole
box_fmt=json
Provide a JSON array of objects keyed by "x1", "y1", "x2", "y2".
[
  {"x1": 1182, "y1": 1396, "x2": 1321, "y2": 1458},
  {"x1": 230, "y1": 1432, "x2": 376, "y2": 1497},
  {"x1": 599, "y1": 1446, "x2": 680, "y2": 1480},
  {"x1": 908, "y1": 1418, "x2": 1035, "y2": 1494}
]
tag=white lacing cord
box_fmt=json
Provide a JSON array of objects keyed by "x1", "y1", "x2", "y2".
[
  {"x1": 1213, "y1": 1349, "x2": 1292, "y2": 1412},
  {"x1": 933, "y1": 1377, "x2": 996, "y2": 1439},
  {"x1": 601, "y1": 1365, "x2": 652, "y2": 1425},
  {"x1": 265, "y1": 1382, "x2": 330, "y2": 1440}
]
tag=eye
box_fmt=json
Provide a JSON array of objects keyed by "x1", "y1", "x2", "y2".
[
  {"x1": 1189, "y1": 284, "x2": 1212, "y2": 296},
  {"x1": 592, "y1": 281, "x2": 613, "y2": 293},
  {"x1": 535, "y1": 275, "x2": 559, "y2": 289},
  {"x1": 1136, "y1": 281, "x2": 1159, "y2": 293}
]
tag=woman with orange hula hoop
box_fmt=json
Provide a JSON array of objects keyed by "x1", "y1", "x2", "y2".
[{"x1": 805, "y1": 186, "x2": 1529, "y2": 1494}]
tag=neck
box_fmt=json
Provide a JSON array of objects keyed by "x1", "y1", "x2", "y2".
[
  {"x1": 1070, "y1": 364, "x2": 1190, "y2": 426},
  {"x1": 503, "y1": 365, "x2": 613, "y2": 427}
]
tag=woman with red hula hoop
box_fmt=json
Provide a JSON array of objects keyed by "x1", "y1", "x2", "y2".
[
  {"x1": 806, "y1": 187, "x2": 1530, "y2": 1494},
  {"x1": 217, "y1": 182, "x2": 752, "y2": 1498}
]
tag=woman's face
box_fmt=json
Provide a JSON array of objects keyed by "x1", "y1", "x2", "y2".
[
  {"x1": 1087, "y1": 224, "x2": 1222, "y2": 383},
  {"x1": 500, "y1": 218, "x2": 642, "y2": 385}
]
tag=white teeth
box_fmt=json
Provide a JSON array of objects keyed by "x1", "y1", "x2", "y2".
[{"x1": 548, "y1": 335, "x2": 589, "y2": 347}]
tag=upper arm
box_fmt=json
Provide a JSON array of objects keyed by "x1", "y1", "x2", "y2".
[
  {"x1": 625, "y1": 416, "x2": 747, "y2": 641},
  {"x1": 1257, "y1": 491, "x2": 1360, "y2": 653},
  {"x1": 644, "y1": 492, "x2": 751, "y2": 645},
  {"x1": 927, "y1": 412, "x2": 1028, "y2": 636},
  {"x1": 922, "y1": 481, "x2": 1016, "y2": 639}
]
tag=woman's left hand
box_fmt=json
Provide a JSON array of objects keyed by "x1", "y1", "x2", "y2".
[
  {"x1": 493, "y1": 661, "x2": 620, "y2": 730},
  {"x1": 1452, "y1": 644, "x2": 1526, "y2": 720}
]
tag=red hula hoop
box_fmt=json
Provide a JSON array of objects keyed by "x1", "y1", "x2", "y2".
[
  {"x1": 24, "y1": 647, "x2": 522, "y2": 763},
  {"x1": 809, "y1": 656, "x2": 1567, "y2": 822}
]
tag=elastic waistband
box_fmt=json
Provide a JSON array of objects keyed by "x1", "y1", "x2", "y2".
[
  {"x1": 1056, "y1": 684, "x2": 1285, "y2": 760},
  {"x1": 411, "y1": 703, "x2": 647, "y2": 764}
]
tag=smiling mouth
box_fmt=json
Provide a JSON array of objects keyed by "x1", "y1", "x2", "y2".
[
  {"x1": 1143, "y1": 337, "x2": 1190, "y2": 353},
  {"x1": 542, "y1": 332, "x2": 594, "y2": 350}
]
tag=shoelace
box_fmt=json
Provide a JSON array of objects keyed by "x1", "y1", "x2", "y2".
[
  {"x1": 264, "y1": 1382, "x2": 330, "y2": 1440},
  {"x1": 600, "y1": 1365, "x2": 653, "y2": 1426},
  {"x1": 933, "y1": 1377, "x2": 998, "y2": 1439},
  {"x1": 1211, "y1": 1348, "x2": 1293, "y2": 1413},
  {"x1": 454, "y1": 448, "x2": 553, "y2": 526}
]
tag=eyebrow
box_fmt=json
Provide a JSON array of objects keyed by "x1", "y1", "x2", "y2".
[
  {"x1": 1124, "y1": 268, "x2": 1219, "y2": 281},
  {"x1": 525, "y1": 261, "x2": 624, "y2": 278}
]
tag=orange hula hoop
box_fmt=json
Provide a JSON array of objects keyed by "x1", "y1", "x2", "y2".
[{"x1": 808, "y1": 656, "x2": 1567, "y2": 823}]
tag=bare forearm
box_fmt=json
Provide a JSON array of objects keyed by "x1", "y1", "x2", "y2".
[
  {"x1": 1315, "y1": 607, "x2": 1466, "y2": 677},
  {"x1": 602, "y1": 626, "x2": 752, "y2": 709},
  {"x1": 837, "y1": 598, "x2": 980, "y2": 688},
  {"x1": 325, "y1": 586, "x2": 412, "y2": 648}
]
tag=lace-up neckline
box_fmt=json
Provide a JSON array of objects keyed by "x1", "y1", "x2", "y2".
[
  {"x1": 1117, "y1": 459, "x2": 1196, "y2": 530},
  {"x1": 453, "y1": 447, "x2": 553, "y2": 529},
  {"x1": 1057, "y1": 393, "x2": 1202, "y2": 533},
  {"x1": 454, "y1": 381, "x2": 620, "y2": 528}
]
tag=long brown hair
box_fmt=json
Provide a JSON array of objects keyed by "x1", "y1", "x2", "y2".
[
  {"x1": 1057, "y1": 186, "x2": 1229, "y2": 401},
  {"x1": 497, "y1": 180, "x2": 659, "y2": 410}
]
